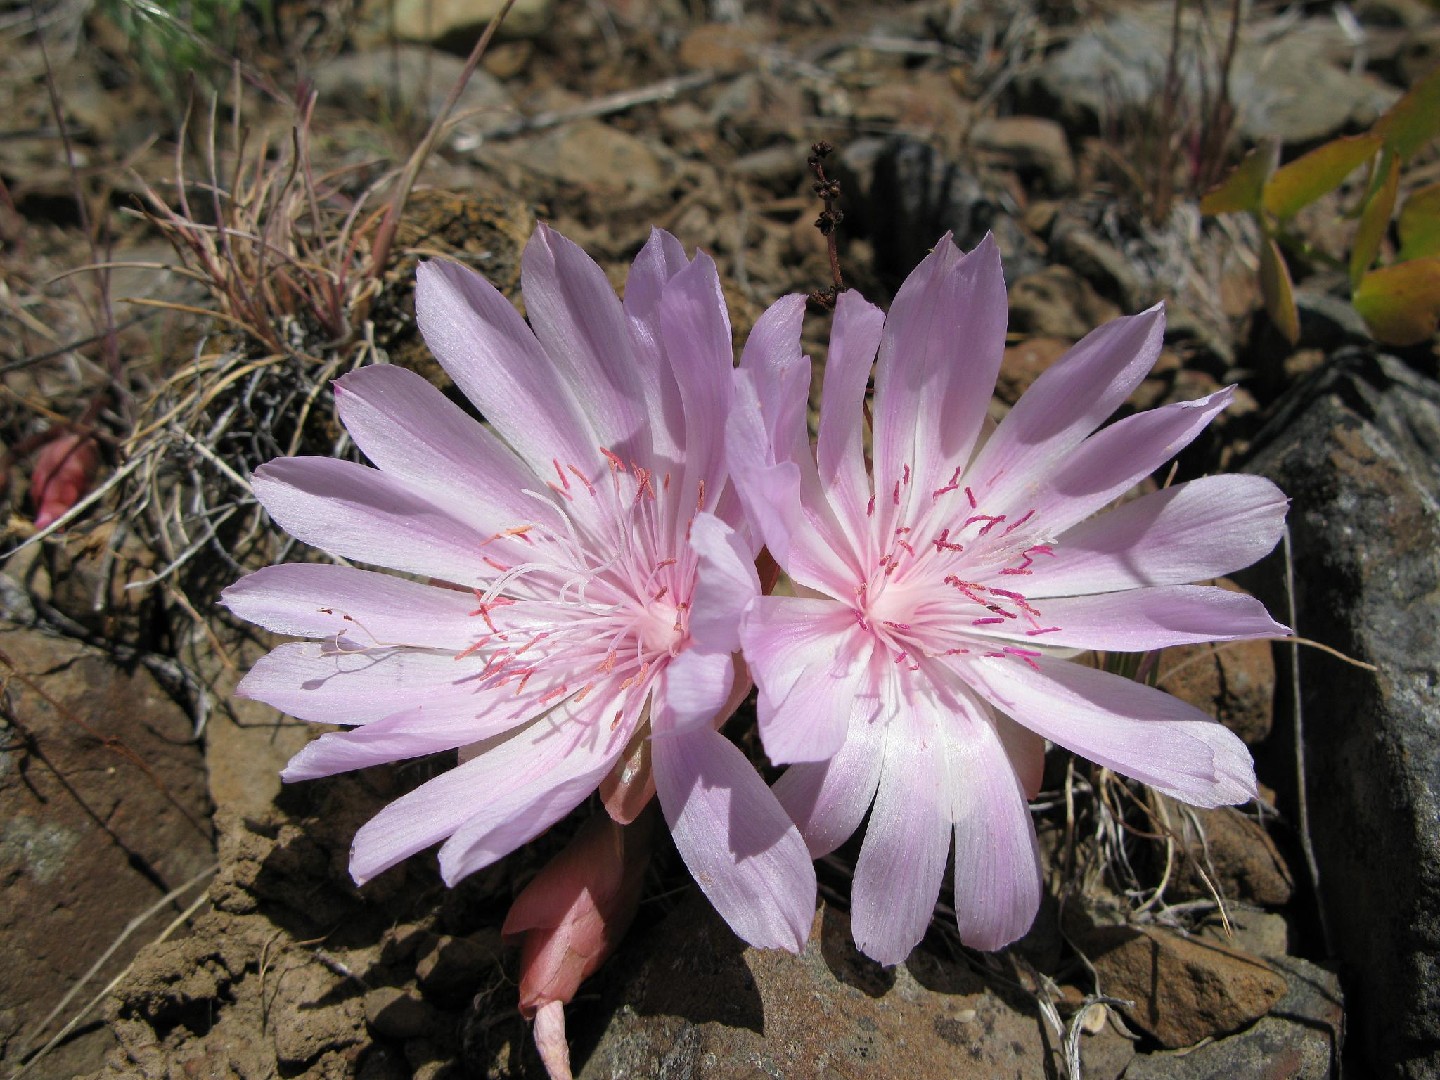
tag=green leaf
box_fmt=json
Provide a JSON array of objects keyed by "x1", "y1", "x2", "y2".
[
  {"x1": 1350, "y1": 151, "x2": 1400, "y2": 286},
  {"x1": 1200, "y1": 141, "x2": 1278, "y2": 216},
  {"x1": 1259, "y1": 235, "x2": 1300, "y2": 344},
  {"x1": 1353, "y1": 259, "x2": 1440, "y2": 346},
  {"x1": 1374, "y1": 64, "x2": 1440, "y2": 161},
  {"x1": 1262, "y1": 133, "x2": 1382, "y2": 219},
  {"x1": 1398, "y1": 182, "x2": 1440, "y2": 261}
]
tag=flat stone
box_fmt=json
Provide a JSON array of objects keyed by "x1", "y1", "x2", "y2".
[
  {"x1": 971, "y1": 115, "x2": 1076, "y2": 196},
  {"x1": 366, "y1": 0, "x2": 553, "y2": 49}
]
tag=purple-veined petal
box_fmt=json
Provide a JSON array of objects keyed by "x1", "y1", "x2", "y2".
[
  {"x1": 221, "y1": 563, "x2": 482, "y2": 649},
  {"x1": 817, "y1": 290, "x2": 885, "y2": 544},
  {"x1": 772, "y1": 706, "x2": 886, "y2": 859},
  {"x1": 334, "y1": 365, "x2": 554, "y2": 543},
  {"x1": 1029, "y1": 475, "x2": 1289, "y2": 596},
  {"x1": 1010, "y1": 388, "x2": 1235, "y2": 535},
  {"x1": 851, "y1": 692, "x2": 951, "y2": 966},
  {"x1": 962, "y1": 653, "x2": 1257, "y2": 808},
  {"x1": 522, "y1": 224, "x2": 651, "y2": 461},
  {"x1": 416, "y1": 258, "x2": 601, "y2": 471},
  {"x1": 252, "y1": 457, "x2": 493, "y2": 586},
  {"x1": 686, "y1": 512, "x2": 759, "y2": 654},
  {"x1": 743, "y1": 597, "x2": 875, "y2": 763},
  {"x1": 238, "y1": 641, "x2": 489, "y2": 725},
  {"x1": 947, "y1": 700, "x2": 1043, "y2": 951},
  {"x1": 871, "y1": 234, "x2": 1007, "y2": 506},
  {"x1": 652, "y1": 717, "x2": 816, "y2": 952},
  {"x1": 983, "y1": 584, "x2": 1288, "y2": 651},
  {"x1": 965, "y1": 306, "x2": 1164, "y2": 504}
]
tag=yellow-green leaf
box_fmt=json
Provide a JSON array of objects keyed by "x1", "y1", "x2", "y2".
[
  {"x1": 1374, "y1": 64, "x2": 1440, "y2": 161},
  {"x1": 1350, "y1": 151, "x2": 1400, "y2": 285},
  {"x1": 1259, "y1": 235, "x2": 1300, "y2": 344},
  {"x1": 1398, "y1": 182, "x2": 1440, "y2": 261},
  {"x1": 1353, "y1": 259, "x2": 1440, "y2": 345},
  {"x1": 1200, "y1": 141, "x2": 1278, "y2": 216},
  {"x1": 1262, "y1": 133, "x2": 1382, "y2": 219}
]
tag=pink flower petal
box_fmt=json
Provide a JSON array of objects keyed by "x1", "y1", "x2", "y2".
[
  {"x1": 1030, "y1": 475, "x2": 1289, "y2": 596},
  {"x1": 948, "y1": 702, "x2": 1043, "y2": 951},
  {"x1": 221, "y1": 563, "x2": 481, "y2": 649},
  {"x1": 656, "y1": 649, "x2": 735, "y2": 733},
  {"x1": 851, "y1": 696, "x2": 952, "y2": 966},
  {"x1": 282, "y1": 704, "x2": 531, "y2": 780},
  {"x1": 252, "y1": 457, "x2": 492, "y2": 585},
  {"x1": 652, "y1": 718, "x2": 817, "y2": 952},
  {"x1": 817, "y1": 290, "x2": 885, "y2": 539},
  {"x1": 871, "y1": 234, "x2": 1007, "y2": 504},
  {"x1": 416, "y1": 258, "x2": 600, "y2": 471},
  {"x1": 686, "y1": 512, "x2": 760, "y2": 654},
  {"x1": 334, "y1": 365, "x2": 551, "y2": 542},
  {"x1": 623, "y1": 228, "x2": 691, "y2": 463},
  {"x1": 994, "y1": 713, "x2": 1046, "y2": 800},
  {"x1": 986, "y1": 584, "x2": 1288, "y2": 651},
  {"x1": 1015, "y1": 387, "x2": 1235, "y2": 535},
  {"x1": 772, "y1": 706, "x2": 886, "y2": 858},
  {"x1": 966, "y1": 306, "x2": 1164, "y2": 504},
  {"x1": 962, "y1": 653, "x2": 1257, "y2": 808},
  {"x1": 238, "y1": 641, "x2": 489, "y2": 725},
  {"x1": 523, "y1": 224, "x2": 652, "y2": 459},
  {"x1": 743, "y1": 597, "x2": 876, "y2": 764}
]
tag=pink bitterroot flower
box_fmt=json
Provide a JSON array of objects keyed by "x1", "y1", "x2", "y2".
[
  {"x1": 222, "y1": 224, "x2": 816, "y2": 952},
  {"x1": 728, "y1": 233, "x2": 1289, "y2": 965}
]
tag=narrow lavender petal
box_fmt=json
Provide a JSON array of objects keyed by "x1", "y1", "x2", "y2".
[
  {"x1": 252, "y1": 457, "x2": 493, "y2": 585},
  {"x1": 817, "y1": 290, "x2": 885, "y2": 539},
  {"x1": 623, "y1": 228, "x2": 691, "y2": 464},
  {"x1": 522, "y1": 224, "x2": 651, "y2": 459},
  {"x1": 416, "y1": 258, "x2": 601, "y2": 471},
  {"x1": 851, "y1": 695, "x2": 952, "y2": 966},
  {"x1": 966, "y1": 306, "x2": 1164, "y2": 504},
  {"x1": 1029, "y1": 475, "x2": 1289, "y2": 596},
  {"x1": 743, "y1": 597, "x2": 875, "y2": 764},
  {"x1": 1009, "y1": 387, "x2": 1235, "y2": 535},
  {"x1": 653, "y1": 720, "x2": 817, "y2": 952},
  {"x1": 984, "y1": 584, "x2": 1289, "y2": 651},
  {"x1": 948, "y1": 706, "x2": 1043, "y2": 951},
  {"x1": 962, "y1": 653, "x2": 1258, "y2": 808},
  {"x1": 657, "y1": 649, "x2": 735, "y2": 733},
  {"x1": 686, "y1": 512, "x2": 759, "y2": 655},
  {"x1": 334, "y1": 365, "x2": 553, "y2": 541},
  {"x1": 871, "y1": 234, "x2": 1008, "y2": 503},
  {"x1": 238, "y1": 641, "x2": 489, "y2": 725},
  {"x1": 773, "y1": 708, "x2": 886, "y2": 858},
  {"x1": 221, "y1": 563, "x2": 481, "y2": 649},
  {"x1": 737, "y1": 294, "x2": 811, "y2": 467}
]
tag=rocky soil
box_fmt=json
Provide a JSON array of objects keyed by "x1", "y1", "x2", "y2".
[{"x1": 1, "y1": 0, "x2": 1438, "y2": 1077}]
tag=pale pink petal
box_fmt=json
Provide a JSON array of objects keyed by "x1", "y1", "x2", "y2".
[
  {"x1": 1029, "y1": 475, "x2": 1289, "y2": 596},
  {"x1": 622, "y1": 228, "x2": 691, "y2": 463},
  {"x1": 986, "y1": 584, "x2": 1288, "y2": 651},
  {"x1": 947, "y1": 702, "x2": 1043, "y2": 951},
  {"x1": 686, "y1": 512, "x2": 759, "y2": 653},
  {"x1": 773, "y1": 706, "x2": 886, "y2": 857},
  {"x1": 743, "y1": 597, "x2": 875, "y2": 763},
  {"x1": 871, "y1": 234, "x2": 1007, "y2": 503},
  {"x1": 816, "y1": 290, "x2": 885, "y2": 536},
  {"x1": 1012, "y1": 387, "x2": 1236, "y2": 535},
  {"x1": 962, "y1": 654, "x2": 1257, "y2": 808},
  {"x1": 523, "y1": 225, "x2": 651, "y2": 458},
  {"x1": 252, "y1": 457, "x2": 492, "y2": 585},
  {"x1": 282, "y1": 701, "x2": 535, "y2": 780},
  {"x1": 428, "y1": 697, "x2": 631, "y2": 884},
  {"x1": 737, "y1": 294, "x2": 811, "y2": 466},
  {"x1": 851, "y1": 695, "x2": 952, "y2": 966},
  {"x1": 658, "y1": 251, "x2": 734, "y2": 506},
  {"x1": 221, "y1": 563, "x2": 481, "y2": 649},
  {"x1": 416, "y1": 259, "x2": 600, "y2": 470},
  {"x1": 994, "y1": 713, "x2": 1046, "y2": 800},
  {"x1": 656, "y1": 649, "x2": 734, "y2": 733},
  {"x1": 238, "y1": 641, "x2": 486, "y2": 725},
  {"x1": 652, "y1": 718, "x2": 817, "y2": 952},
  {"x1": 334, "y1": 365, "x2": 552, "y2": 540},
  {"x1": 966, "y1": 306, "x2": 1164, "y2": 503}
]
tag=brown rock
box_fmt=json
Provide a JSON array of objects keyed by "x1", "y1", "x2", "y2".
[
  {"x1": 1007, "y1": 265, "x2": 1120, "y2": 340},
  {"x1": 1158, "y1": 594, "x2": 1277, "y2": 746},
  {"x1": 971, "y1": 115, "x2": 1076, "y2": 195},
  {"x1": 996, "y1": 337, "x2": 1071, "y2": 406},
  {"x1": 0, "y1": 622, "x2": 213, "y2": 1076},
  {"x1": 1162, "y1": 800, "x2": 1295, "y2": 907},
  {"x1": 365, "y1": 986, "x2": 439, "y2": 1041},
  {"x1": 415, "y1": 931, "x2": 503, "y2": 998},
  {"x1": 677, "y1": 22, "x2": 763, "y2": 74},
  {"x1": 1080, "y1": 924, "x2": 1289, "y2": 1049}
]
